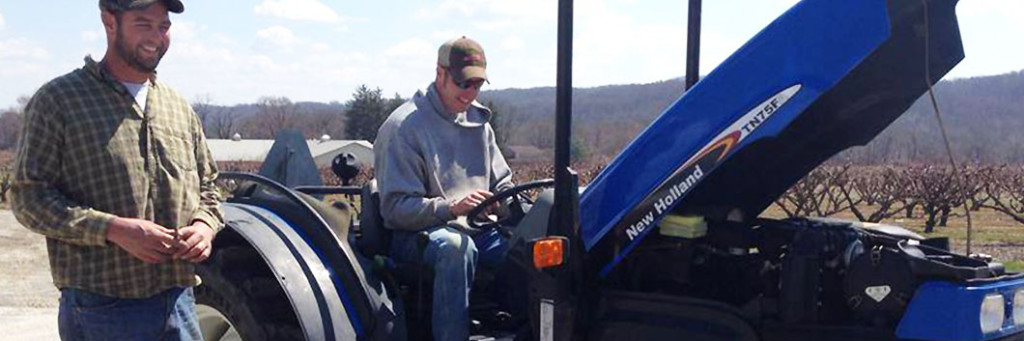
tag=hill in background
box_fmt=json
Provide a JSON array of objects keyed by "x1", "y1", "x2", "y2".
[
  {"x1": 478, "y1": 70, "x2": 1024, "y2": 164},
  {"x1": 6, "y1": 70, "x2": 1018, "y2": 165}
]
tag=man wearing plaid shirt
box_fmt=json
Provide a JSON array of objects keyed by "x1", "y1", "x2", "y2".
[{"x1": 10, "y1": 0, "x2": 222, "y2": 340}]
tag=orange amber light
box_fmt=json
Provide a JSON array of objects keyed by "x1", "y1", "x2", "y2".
[{"x1": 533, "y1": 238, "x2": 565, "y2": 270}]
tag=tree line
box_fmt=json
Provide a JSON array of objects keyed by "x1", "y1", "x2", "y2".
[
  {"x1": 0, "y1": 85, "x2": 407, "y2": 152},
  {"x1": 4, "y1": 70, "x2": 1020, "y2": 163},
  {"x1": 191, "y1": 85, "x2": 404, "y2": 142}
]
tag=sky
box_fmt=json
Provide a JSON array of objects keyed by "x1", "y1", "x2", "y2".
[{"x1": 1, "y1": 0, "x2": 1022, "y2": 109}]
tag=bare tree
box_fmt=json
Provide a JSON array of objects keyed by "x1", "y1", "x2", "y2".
[
  {"x1": 907, "y1": 166, "x2": 966, "y2": 233},
  {"x1": 981, "y1": 165, "x2": 1024, "y2": 224},
  {"x1": 0, "y1": 168, "x2": 11, "y2": 203},
  {"x1": 0, "y1": 96, "x2": 29, "y2": 150},
  {"x1": 523, "y1": 120, "x2": 555, "y2": 149},
  {"x1": 0, "y1": 110, "x2": 23, "y2": 150},
  {"x1": 209, "y1": 107, "x2": 239, "y2": 139},
  {"x1": 191, "y1": 94, "x2": 218, "y2": 132},
  {"x1": 299, "y1": 108, "x2": 343, "y2": 139},
  {"x1": 774, "y1": 165, "x2": 853, "y2": 218},
  {"x1": 845, "y1": 166, "x2": 913, "y2": 222},
  {"x1": 250, "y1": 96, "x2": 299, "y2": 139},
  {"x1": 0, "y1": 152, "x2": 13, "y2": 203},
  {"x1": 486, "y1": 100, "x2": 516, "y2": 157},
  {"x1": 961, "y1": 165, "x2": 991, "y2": 211}
]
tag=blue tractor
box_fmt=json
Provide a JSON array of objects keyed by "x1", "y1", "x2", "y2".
[{"x1": 194, "y1": 0, "x2": 1024, "y2": 340}]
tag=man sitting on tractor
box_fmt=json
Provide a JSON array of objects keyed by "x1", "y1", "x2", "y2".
[{"x1": 373, "y1": 36, "x2": 515, "y2": 341}]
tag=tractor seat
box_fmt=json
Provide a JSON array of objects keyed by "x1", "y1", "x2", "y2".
[
  {"x1": 356, "y1": 180, "x2": 393, "y2": 258},
  {"x1": 356, "y1": 181, "x2": 432, "y2": 280}
]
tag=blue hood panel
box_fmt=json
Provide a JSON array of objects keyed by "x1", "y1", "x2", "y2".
[{"x1": 578, "y1": 0, "x2": 964, "y2": 276}]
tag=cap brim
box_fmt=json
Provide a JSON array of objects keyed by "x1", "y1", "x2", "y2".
[
  {"x1": 453, "y1": 66, "x2": 488, "y2": 83},
  {"x1": 122, "y1": 0, "x2": 184, "y2": 13},
  {"x1": 165, "y1": 0, "x2": 184, "y2": 13}
]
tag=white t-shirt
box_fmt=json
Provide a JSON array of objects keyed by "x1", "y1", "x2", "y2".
[{"x1": 121, "y1": 80, "x2": 150, "y2": 112}]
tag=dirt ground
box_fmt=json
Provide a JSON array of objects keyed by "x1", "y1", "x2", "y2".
[{"x1": 0, "y1": 209, "x2": 59, "y2": 340}]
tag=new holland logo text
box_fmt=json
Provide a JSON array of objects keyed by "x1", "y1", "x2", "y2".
[
  {"x1": 654, "y1": 164, "x2": 704, "y2": 214},
  {"x1": 626, "y1": 165, "x2": 704, "y2": 240}
]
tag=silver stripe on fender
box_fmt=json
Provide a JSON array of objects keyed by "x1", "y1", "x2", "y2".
[
  {"x1": 666, "y1": 83, "x2": 803, "y2": 181},
  {"x1": 720, "y1": 83, "x2": 802, "y2": 142},
  {"x1": 540, "y1": 299, "x2": 555, "y2": 341}
]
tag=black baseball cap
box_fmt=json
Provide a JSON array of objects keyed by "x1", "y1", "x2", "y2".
[{"x1": 99, "y1": 0, "x2": 184, "y2": 14}]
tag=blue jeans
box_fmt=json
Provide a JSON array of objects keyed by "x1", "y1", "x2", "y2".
[
  {"x1": 58, "y1": 287, "x2": 202, "y2": 341},
  {"x1": 391, "y1": 225, "x2": 508, "y2": 341}
]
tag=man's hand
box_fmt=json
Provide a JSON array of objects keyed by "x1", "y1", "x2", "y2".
[
  {"x1": 450, "y1": 190, "x2": 494, "y2": 217},
  {"x1": 106, "y1": 217, "x2": 184, "y2": 264},
  {"x1": 173, "y1": 221, "x2": 216, "y2": 263}
]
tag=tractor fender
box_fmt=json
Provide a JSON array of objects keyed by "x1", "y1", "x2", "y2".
[{"x1": 220, "y1": 202, "x2": 358, "y2": 340}]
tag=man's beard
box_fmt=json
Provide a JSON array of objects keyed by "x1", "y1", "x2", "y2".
[{"x1": 115, "y1": 27, "x2": 165, "y2": 74}]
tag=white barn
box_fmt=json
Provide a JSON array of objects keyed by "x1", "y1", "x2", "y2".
[
  {"x1": 206, "y1": 137, "x2": 374, "y2": 169},
  {"x1": 308, "y1": 140, "x2": 374, "y2": 169}
]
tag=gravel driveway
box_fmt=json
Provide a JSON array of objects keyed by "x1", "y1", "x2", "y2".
[{"x1": 0, "y1": 209, "x2": 59, "y2": 340}]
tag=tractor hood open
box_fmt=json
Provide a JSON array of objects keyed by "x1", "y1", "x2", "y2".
[{"x1": 578, "y1": 0, "x2": 963, "y2": 272}]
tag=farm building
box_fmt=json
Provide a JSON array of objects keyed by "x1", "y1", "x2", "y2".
[{"x1": 206, "y1": 135, "x2": 374, "y2": 169}]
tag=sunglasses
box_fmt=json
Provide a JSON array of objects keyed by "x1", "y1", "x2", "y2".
[{"x1": 448, "y1": 71, "x2": 486, "y2": 90}]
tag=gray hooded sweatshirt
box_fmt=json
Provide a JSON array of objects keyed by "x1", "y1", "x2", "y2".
[{"x1": 374, "y1": 83, "x2": 513, "y2": 231}]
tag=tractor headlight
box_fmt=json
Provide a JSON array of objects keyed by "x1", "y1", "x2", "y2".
[
  {"x1": 1014, "y1": 290, "x2": 1024, "y2": 327},
  {"x1": 981, "y1": 293, "x2": 1006, "y2": 333}
]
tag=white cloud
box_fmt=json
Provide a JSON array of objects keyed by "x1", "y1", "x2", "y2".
[
  {"x1": 0, "y1": 12, "x2": 6, "y2": 30},
  {"x1": 169, "y1": 38, "x2": 235, "y2": 65},
  {"x1": 957, "y1": 0, "x2": 1024, "y2": 19},
  {"x1": 500, "y1": 36, "x2": 524, "y2": 51},
  {"x1": 382, "y1": 38, "x2": 437, "y2": 82},
  {"x1": 256, "y1": 25, "x2": 299, "y2": 49},
  {"x1": 169, "y1": 21, "x2": 201, "y2": 41},
  {"x1": 486, "y1": 0, "x2": 554, "y2": 21},
  {"x1": 773, "y1": 0, "x2": 800, "y2": 8},
  {"x1": 153, "y1": 15, "x2": 406, "y2": 106},
  {"x1": 572, "y1": 0, "x2": 686, "y2": 85},
  {"x1": 0, "y1": 38, "x2": 49, "y2": 59},
  {"x1": 947, "y1": 0, "x2": 1024, "y2": 78},
  {"x1": 164, "y1": 20, "x2": 234, "y2": 62},
  {"x1": 415, "y1": 0, "x2": 555, "y2": 31},
  {"x1": 254, "y1": 0, "x2": 341, "y2": 23},
  {"x1": 385, "y1": 38, "x2": 433, "y2": 58},
  {"x1": 311, "y1": 42, "x2": 331, "y2": 53},
  {"x1": 429, "y1": 31, "x2": 462, "y2": 43},
  {"x1": 0, "y1": 37, "x2": 53, "y2": 96},
  {"x1": 80, "y1": 29, "x2": 103, "y2": 43},
  {"x1": 413, "y1": 0, "x2": 475, "y2": 19}
]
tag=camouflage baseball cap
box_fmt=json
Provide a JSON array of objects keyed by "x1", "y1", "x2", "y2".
[
  {"x1": 99, "y1": 0, "x2": 184, "y2": 14},
  {"x1": 438, "y1": 37, "x2": 488, "y2": 83}
]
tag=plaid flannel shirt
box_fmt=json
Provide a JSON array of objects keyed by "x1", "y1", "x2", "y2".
[{"x1": 11, "y1": 56, "x2": 223, "y2": 298}]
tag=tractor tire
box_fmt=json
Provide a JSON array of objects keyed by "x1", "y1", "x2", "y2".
[{"x1": 195, "y1": 244, "x2": 304, "y2": 341}]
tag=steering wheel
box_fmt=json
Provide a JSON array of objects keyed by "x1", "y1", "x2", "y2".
[{"x1": 462, "y1": 179, "x2": 556, "y2": 235}]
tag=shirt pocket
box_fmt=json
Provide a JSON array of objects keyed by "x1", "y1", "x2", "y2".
[{"x1": 151, "y1": 124, "x2": 197, "y2": 175}]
